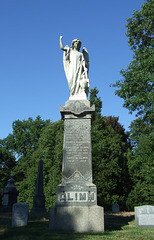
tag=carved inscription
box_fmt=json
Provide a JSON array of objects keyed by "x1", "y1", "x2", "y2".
[
  {"x1": 62, "y1": 118, "x2": 92, "y2": 181},
  {"x1": 64, "y1": 119, "x2": 90, "y2": 163},
  {"x1": 58, "y1": 191, "x2": 95, "y2": 203}
]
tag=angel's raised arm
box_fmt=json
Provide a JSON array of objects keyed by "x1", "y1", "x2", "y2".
[{"x1": 60, "y1": 36, "x2": 67, "y2": 52}]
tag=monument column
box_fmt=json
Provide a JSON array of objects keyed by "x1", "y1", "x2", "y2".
[
  {"x1": 49, "y1": 100, "x2": 104, "y2": 232},
  {"x1": 56, "y1": 100, "x2": 97, "y2": 206}
]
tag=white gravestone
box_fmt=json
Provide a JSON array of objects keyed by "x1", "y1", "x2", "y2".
[
  {"x1": 12, "y1": 203, "x2": 28, "y2": 227},
  {"x1": 135, "y1": 205, "x2": 154, "y2": 228}
]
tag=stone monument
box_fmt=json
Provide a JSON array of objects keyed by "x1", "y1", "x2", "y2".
[
  {"x1": 112, "y1": 203, "x2": 120, "y2": 213},
  {"x1": 2, "y1": 175, "x2": 18, "y2": 212},
  {"x1": 49, "y1": 37, "x2": 104, "y2": 232},
  {"x1": 31, "y1": 160, "x2": 46, "y2": 217},
  {"x1": 12, "y1": 203, "x2": 28, "y2": 227},
  {"x1": 135, "y1": 205, "x2": 154, "y2": 228}
]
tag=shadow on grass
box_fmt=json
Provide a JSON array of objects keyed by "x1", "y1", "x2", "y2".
[
  {"x1": 0, "y1": 212, "x2": 135, "y2": 240},
  {"x1": 105, "y1": 212, "x2": 135, "y2": 231},
  {"x1": 0, "y1": 219, "x2": 104, "y2": 240}
]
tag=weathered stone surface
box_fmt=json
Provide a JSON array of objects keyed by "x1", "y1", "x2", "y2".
[
  {"x1": 49, "y1": 205, "x2": 104, "y2": 232},
  {"x1": 62, "y1": 117, "x2": 92, "y2": 183},
  {"x1": 12, "y1": 203, "x2": 28, "y2": 227},
  {"x1": 60, "y1": 100, "x2": 94, "y2": 185},
  {"x1": 57, "y1": 100, "x2": 96, "y2": 207},
  {"x1": 135, "y1": 205, "x2": 154, "y2": 228}
]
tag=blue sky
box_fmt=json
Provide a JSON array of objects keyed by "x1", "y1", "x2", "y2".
[{"x1": 0, "y1": 0, "x2": 145, "y2": 139}]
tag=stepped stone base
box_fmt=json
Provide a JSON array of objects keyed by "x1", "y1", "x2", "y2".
[{"x1": 49, "y1": 205, "x2": 104, "y2": 232}]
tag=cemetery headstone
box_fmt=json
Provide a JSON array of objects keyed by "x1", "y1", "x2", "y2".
[
  {"x1": 112, "y1": 203, "x2": 120, "y2": 213},
  {"x1": 12, "y1": 203, "x2": 28, "y2": 227},
  {"x1": 135, "y1": 205, "x2": 154, "y2": 228},
  {"x1": 2, "y1": 175, "x2": 18, "y2": 212}
]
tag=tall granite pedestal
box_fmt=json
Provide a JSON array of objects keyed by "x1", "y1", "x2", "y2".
[{"x1": 49, "y1": 100, "x2": 104, "y2": 232}]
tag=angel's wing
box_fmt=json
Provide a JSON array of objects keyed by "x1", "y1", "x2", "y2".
[{"x1": 82, "y1": 47, "x2": 89, "y2": 73}]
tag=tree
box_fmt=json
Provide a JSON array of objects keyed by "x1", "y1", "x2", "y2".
[
  {"x1": 11, "y1": 118, "x2": 63, "y2": 211},
  {"x1": 0, "y1": 116, "x2": 51, "y2": 207},
  {"x1": 35, "y1": 120, "x2": 63, "y2": 210},
  {"x1": 111, "y1": 0, "x2": 154, "y2": 208},
  {"x1": 112, "y1": 0, "x2": 154, "y2": 128},
  {"x1": 126, "y1": 133, "x2": 154, "y2": 209},
  {"x1": 12, "y1": 119, "x2": 64, "y2": 211},
  {"x1": 92, "y1": 115, "x2": 131, "y2": 210},
  {"x1": 0, "y1": 145, "x2": 16, "y2": 191},
  {"x1": 90, "y1": 87, "x2": 102, "y2": 116},
  {"x1": 90, "y1": 88, "x2": 131, "y2": 210}
]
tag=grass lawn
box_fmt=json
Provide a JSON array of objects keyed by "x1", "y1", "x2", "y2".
[{"x1": 0, "y1": 212, "x2": 154, "y2": 240}]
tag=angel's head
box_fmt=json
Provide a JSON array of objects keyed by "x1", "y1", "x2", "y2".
[{"x1": 71, "y1": 38, "x2": 81, "y2": 51}]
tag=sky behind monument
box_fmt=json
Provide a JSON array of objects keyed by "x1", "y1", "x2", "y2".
[{"x1": 0, "y1": 0, "x2": 145, "y2": 139}]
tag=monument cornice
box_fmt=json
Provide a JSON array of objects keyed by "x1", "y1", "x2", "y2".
[{"x1": 60, "y1": 100, "x2": 95, "y2": 120}]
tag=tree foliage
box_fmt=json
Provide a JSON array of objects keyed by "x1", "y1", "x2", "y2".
[
  {"x1": 112, "y1": 0, "x2": 154, "y2": 126},
  {"x1": 90, "y1": 87, "x2": 102, "y2": 116},
  {"x1": 0, "y1": 116, "x2": 63, "y2": 210},
  {"x1": 0, "y1": 145, "x2": 16, "y2": 191},
  {"x1": 126, "y1": 133, "x2": 154, "y2": 208},
  {"x1": 92, "y1": 115, "x2": 131, "y2": 210},
  {"x1": 13, "y1": 120, "x2": 64, "y2": 210},
  {"x1": 112, "y1": 0, "x2": 154, "y2": 209}
]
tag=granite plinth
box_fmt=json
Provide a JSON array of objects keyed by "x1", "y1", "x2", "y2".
[{"x1": 49, "y1": 205, "x2": 104, "y2": 232}]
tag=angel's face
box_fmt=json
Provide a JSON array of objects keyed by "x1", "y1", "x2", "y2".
[{"x1": 73, "y1": 40, "x2": 80, "y2": 51}]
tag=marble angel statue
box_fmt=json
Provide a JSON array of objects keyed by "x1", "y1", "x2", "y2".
[{"x1": 60, "y1": 36, "x2": 89, "y2": 100}]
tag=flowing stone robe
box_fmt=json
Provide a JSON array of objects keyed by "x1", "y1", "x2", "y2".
[{"x1": 63, "y1": 47, "x2": 89, "y2": 100}]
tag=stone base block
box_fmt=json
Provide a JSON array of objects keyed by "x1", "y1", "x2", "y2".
[
  {"x1": 49, "y1": 205, "x2": 104, "y2": 232},
  {"x1": 136, "y1": 214, "x2": 154, "y2": 228}
]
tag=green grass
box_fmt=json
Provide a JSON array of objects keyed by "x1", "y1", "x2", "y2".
[{"x1": 0, "y1": 213, "x2": 154, "y2": 240}]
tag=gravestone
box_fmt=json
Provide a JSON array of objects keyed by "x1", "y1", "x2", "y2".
[
  {"x1": 112, "y1": 203, "x2": 120, "y2": 213},
  {"x1": 135, "y1": 205, "x2": 154, "y2": 228},
  {"x1": 2, "y1": 175, "x2": 18, "y2": 212},
  {"x1": 12, "y1": 203, "x2": 28, "y2": 227},
  {"x1": 49, "y1": 100, "x2": 104, "y2": 232},
  {"x1": 31, "y1": 160, "x2": 46, "y2": 217}
]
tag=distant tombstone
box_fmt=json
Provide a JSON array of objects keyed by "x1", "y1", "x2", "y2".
[
  {"x1": 2, "y1": 175, "x2": 18, "y2": 212},
  {"x1": 12, "y1": 203, "x2": 28, "y2": 227},
  {"x1": 135, "y1": 205, "x2": 154, "y2": 228},
  {"x1": 112, "y1": 203, "x2": 120, "y2": 213},
  {"x1": 31, "y1": 160, "x2": 46, "y2": 217}
]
